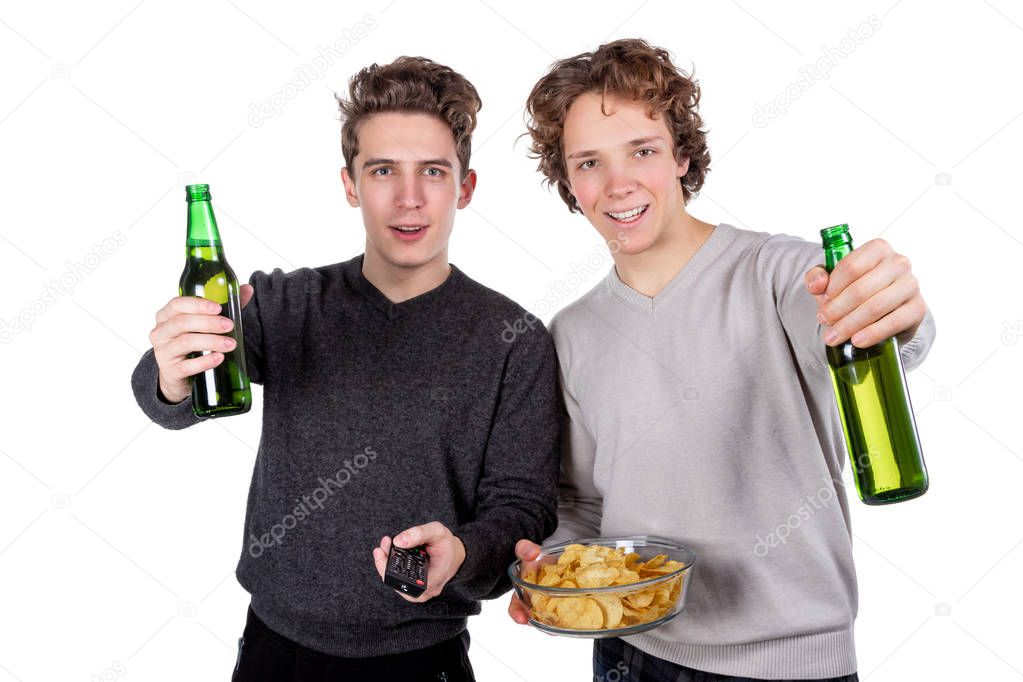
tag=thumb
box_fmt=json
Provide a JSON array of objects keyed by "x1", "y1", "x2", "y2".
[
  {"x1": 395, "y1": 522, "x2": 445, "y2": 548},
  {"x1": 515, "y1": 539, "x2": 541, "y2": 561},
  {"x1": 239, "y1": 283, "x2": 254, "y2": 309},
  {"x1": 805, "y1": 266, "x2": 829, "y2": 295}
]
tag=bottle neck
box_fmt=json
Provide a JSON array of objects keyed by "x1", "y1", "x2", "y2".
[
  {"x1": 186, "y1": 200, "x2": 223, "y2": 260},
  {"x1": 824, "y1": 241, "x2": 852, "y2": 273},
  {"x1": 821, "y1": 225, "x2": 853, "y2": 274}
]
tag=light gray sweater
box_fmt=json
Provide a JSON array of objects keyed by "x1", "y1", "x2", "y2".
[{"x1": 547, "y1": 224, "x2": 935, "y2": 679}]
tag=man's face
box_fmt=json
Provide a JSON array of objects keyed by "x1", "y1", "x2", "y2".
[
  {"x1": 562, "y1": 92, "x2": 689, "y2": 256},
  {"x1": 342, "y1": 111, "x2": 475, "y2": 271}
]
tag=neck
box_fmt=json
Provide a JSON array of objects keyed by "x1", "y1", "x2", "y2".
[
  {"x1": 361, "y1": 248, "x2": 451, "y2": 303},
  {"x1": 612, "y1": 209, "x2": 716, "y2": 298}
]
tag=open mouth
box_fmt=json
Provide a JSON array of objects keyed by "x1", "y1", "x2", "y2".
[
  {"x1": 389, "y1": 224, "x2": 429, "y2": 240},
  {"x1": 605, "y1": 205, "x2": 648, "y2": 224}
]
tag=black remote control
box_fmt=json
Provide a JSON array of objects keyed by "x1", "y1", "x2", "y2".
[{"x1": 384, "y1": 543, "x2": 429, "y2": 597}]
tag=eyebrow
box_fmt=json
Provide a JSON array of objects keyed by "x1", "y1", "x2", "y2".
[
  {"x1": 566, "y1": 136, "x2": 666, "y2": 160},
  {"x1": 362, "y1": 158, "x2": 454, "y2": 169}
]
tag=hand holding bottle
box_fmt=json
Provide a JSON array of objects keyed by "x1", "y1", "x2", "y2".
[
  {"x1": 802, "y1": 237, "x2": 926, "y2": 348},
  {"x1": 149, "y1": 285, "x2": 254, "y2": 404}
]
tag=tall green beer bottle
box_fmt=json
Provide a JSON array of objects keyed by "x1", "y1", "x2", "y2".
[
  {"x1": 822, "y1": 224, "x2": 927, "y2": 504},
  {"x1": 180, "y1": 184, "x2": 251, "y2": 418}
]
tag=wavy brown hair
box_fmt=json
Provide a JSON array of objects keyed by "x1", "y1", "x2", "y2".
[
  {"x1": 525, "y1": 39, "x2": 710, "y2": 212},
  {"x1": 338, "y1": 56, "x2": 481, "y2": 179}
]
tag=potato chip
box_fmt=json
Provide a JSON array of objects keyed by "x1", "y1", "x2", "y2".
[
  {"x1": 555, "y1": 597, "x2": 604, "y2": 629},
  {"x1": 575, "y1": 564, "x2": 620, "y2": 588},
  {"x1": 613, "y1": 569, "x2": 641, "y2": 585},
  {"x1": 625, "y1": 590, "x2": 654, "y2": 608},
  {"x1": 539, "y1": 571, "x2": 562, "y2": 587},
  {"x1": 594, "y1": 595, "x2": 624, "y2": 628},
  {"x1": 578, "y1": 545, "x2": 609, "y2": 567},
  {"x1": 557, "y1": 544, "x2": 586, "y2": 567}
]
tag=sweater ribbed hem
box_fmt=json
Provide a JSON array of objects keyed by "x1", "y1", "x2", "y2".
[
  {"x1": 625, "y1": 628, "x2": 856, "y2": 680},
  {"x1": 249, "y1": 592, "x2": 469, "y2": 658}
]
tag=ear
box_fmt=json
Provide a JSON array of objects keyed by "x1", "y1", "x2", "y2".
[
  {"x1": 456, "y1": 169, "x2": 477, "y2": 209},
  {"x1": 341, "y1": 167, "x2": 359, "y2": 207},
  {"x1": 677, "y1": 156, "x2": 690, "y2": 178}
]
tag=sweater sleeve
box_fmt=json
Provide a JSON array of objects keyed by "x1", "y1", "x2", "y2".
[
  {"x1": 129, "y1": 271, "x2": 271, "y2": 429},
  {"x1": 895, "y1": 307, "x2": 936, "y2": 372},
  {"x1": 545, "y1": 371, "x2": 603, "y2": 545},
  {"x1": 130, "y1": 348, "x2": 202, "y2": 430},
  {"x1": 541, "y1": 312, "x2": 604, "y2": 546},
  {"x1": 757, "y1": 235, "x2": 936, "y2": 373},
  {"x1": 445, "y1": 324, "x2": 561, "y2": 602}
]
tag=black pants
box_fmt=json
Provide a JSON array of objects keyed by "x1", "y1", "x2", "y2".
[
  {"x1": 594, "y1": 637, "x2": 858, "y2": 682},
  {"x1": 232, "y1": 607, "x2": 475, "y2": 681}
]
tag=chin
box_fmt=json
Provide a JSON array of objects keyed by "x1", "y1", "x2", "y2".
[
  {"x1": 384, "y1": 249, "x2": 439, "y2": 270},
  {"x1": 600, "y1": 229, "x2": 651, "y2": 256}
]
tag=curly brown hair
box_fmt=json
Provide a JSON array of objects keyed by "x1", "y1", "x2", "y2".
[
  {"x1": 338, "y1": 56, "x2": 481, "y2": 179},
  {"x1": 525, "y1": 39, "x2": 710, "y2": 212}
]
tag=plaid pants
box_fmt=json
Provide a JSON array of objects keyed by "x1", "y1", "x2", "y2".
[{"x1": 593, "y1": 637, "x2": 858, "y2": 682}]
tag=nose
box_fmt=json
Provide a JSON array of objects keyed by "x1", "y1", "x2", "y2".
[
  {"x1": 395, "y1": 176, "x2": 425, "y2": 209},
  {"x1": 603, "y1": 164, "x2": 636, "y2": 200}
]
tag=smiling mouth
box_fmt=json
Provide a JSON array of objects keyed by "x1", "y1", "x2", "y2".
[
  {"x1": 605, "y1": 205, "x2": 648, "y2": 223},
  {"x1": 390, "y1": 225, "x2": 427, "y2": 233}
]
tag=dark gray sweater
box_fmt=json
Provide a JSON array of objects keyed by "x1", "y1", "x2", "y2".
[{"x1": 131, "y1": 255, "x2": 561, "y2": 656}]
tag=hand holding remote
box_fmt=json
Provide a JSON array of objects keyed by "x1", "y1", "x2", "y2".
[{"x1": 372, "y1": 522, "x2": 466, "y2": 603}]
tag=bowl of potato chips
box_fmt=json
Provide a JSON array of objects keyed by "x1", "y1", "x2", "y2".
[{"x1": 508, "y1": 536, "x2": 695, "y2": 638}]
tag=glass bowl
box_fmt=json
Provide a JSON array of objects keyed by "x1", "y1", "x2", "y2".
[{"x1": 508, "y1": 536, "x2": 696, "y2": 638}]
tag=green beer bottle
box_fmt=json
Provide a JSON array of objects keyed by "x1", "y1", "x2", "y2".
[
  {"x1": 821, "y1": 224, "x2": 927, "y2": 504},
  {"x1": 180, "y1": 184, "x2": 251, "y2": 418}
]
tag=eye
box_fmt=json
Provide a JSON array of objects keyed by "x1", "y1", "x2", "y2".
[
  {"x1": 370, "y1": 167, "x2": 391, "y2": 176},
  {"x1": 577, "y1": 159, "x2": 597, "y2": 170},
  {"x1": 423, "y1": 167, "x2": 446, "y2": 177},
  {"x1": 636, "y1": 148, "x2": 656, "y2": 158}
]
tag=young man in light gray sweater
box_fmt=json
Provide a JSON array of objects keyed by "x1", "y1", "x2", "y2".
[{"x1": 508, "y1": 39, "x2": 935, "y2": 681}]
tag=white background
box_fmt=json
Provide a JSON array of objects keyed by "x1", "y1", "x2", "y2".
[{"x1": 1, "y1": 1, "x2": 1021, "y2": 680}]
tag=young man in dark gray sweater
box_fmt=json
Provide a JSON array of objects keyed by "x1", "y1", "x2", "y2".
[{"x1": 131, "y1": 57, "x2": 560, "y2": 681}]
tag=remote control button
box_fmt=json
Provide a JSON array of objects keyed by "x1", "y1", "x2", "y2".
[{"x1": 416, "y1": 579, "x2": 424, "y2": 585}]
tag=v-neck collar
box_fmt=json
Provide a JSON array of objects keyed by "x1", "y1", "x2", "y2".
[
  {"x1": 604, "y1": 223, "x2": 736, "y2": 313},
  {"x1": 344, "y1": 254, "x2": 463, "y2": 321}
]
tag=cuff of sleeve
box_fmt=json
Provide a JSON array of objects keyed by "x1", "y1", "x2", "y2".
[
  {"x1": 898, "y1": 308, "x2": 936, "y2": 372},
  {"x1": 445, "y1": 522, "x2": 514, "y2": 603},
  {"x1": 131, "y1": 349, "x2": 201, "y2": 430}
]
